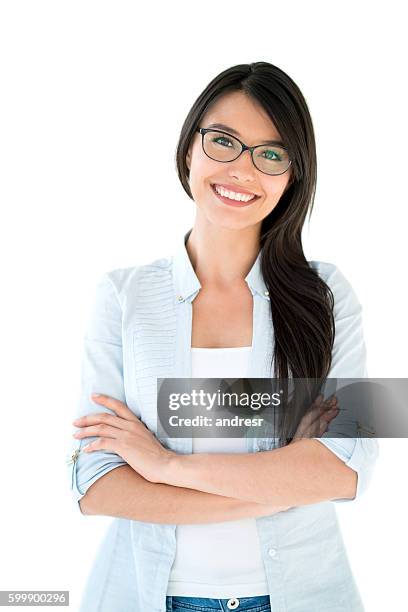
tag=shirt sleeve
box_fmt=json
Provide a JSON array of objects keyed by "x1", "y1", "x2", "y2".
[
  {"x1": 67, "y1": 272, "x2": 128, "y2": 514},
  {"x1": 311, "y1": 264, "x2": 380, "y2": 503}
]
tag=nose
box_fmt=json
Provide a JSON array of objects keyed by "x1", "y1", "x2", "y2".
[{"x1": 227, "y1": 148, "x2": 257, "y2": 183}]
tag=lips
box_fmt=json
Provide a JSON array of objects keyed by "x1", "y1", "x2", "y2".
[
  {"x1": 210, "y1": 183, "x2": 261, "y2": 207},
  {"x1": 211, "y1": 182, "x2": 260, "y2": 197}
]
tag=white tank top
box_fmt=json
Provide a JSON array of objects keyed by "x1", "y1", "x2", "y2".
[{"x1": 166, "y1": 346, "x2": 269, "y2": 598}]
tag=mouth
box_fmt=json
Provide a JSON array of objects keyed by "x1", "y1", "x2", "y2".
[{"x1": 210, "y1": 183, "x2": 261, "y2": 208}]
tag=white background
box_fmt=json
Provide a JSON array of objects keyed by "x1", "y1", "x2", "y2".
[{"x1": 0, "y1": 1, "x2": 406, "y2": 610}]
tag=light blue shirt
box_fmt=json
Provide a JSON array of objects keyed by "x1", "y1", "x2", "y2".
[{"x1": 67, "y1": 228, "x2": 379, "y2": 612}]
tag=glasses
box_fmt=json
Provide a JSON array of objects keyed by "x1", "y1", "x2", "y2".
[{"x1": 196, "y1": 127, "x2": 292, "y2": 176}]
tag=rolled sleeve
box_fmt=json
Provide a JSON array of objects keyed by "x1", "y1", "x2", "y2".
[
  {"x1": 314, "y1": 436, "x2": 380, "y2": 502},
  {"x1": 67, "y1": 272, "x2": 128, "y2": 515},
  {"x1": 311, "y1": 263, "x2": 380, "y2": 503}
]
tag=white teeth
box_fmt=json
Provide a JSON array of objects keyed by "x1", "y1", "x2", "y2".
[{"x1": 214, "y1": 184, "x2": 256, "y2": 202}]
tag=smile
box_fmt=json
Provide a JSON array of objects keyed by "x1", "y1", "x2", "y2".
[{"x1": 211, "y1": 183, "x2": 260, "y2": 207}]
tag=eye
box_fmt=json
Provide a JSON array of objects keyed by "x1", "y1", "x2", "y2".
[
  {"x1": 211, "y1": 135, "x2": 234, "y2": 148},
  {"x1": 259, "y1": 149, "x2": 283, "y2": 162}
]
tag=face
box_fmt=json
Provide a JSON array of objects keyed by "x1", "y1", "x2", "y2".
[{"x1": 186, "y1": 90, "x2": 293, "y2": 231}]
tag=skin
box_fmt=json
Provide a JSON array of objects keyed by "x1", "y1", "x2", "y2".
[
  {"x1": 73, "y1": 91, "x2": 356, "y2": 516},
  {"x1": 185, "y1": 90, "x2": 296, "y2": 348},
  {"x1": 185, "y1": 90, "x2": 294, "y2": 297},
  {"x1": 73, "y1": 393, "x2": 342, "y2": 514}
]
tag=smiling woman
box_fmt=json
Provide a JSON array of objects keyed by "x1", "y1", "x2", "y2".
[{"x1": 68, "y1": 61, "x2": 379, "y2": 612}]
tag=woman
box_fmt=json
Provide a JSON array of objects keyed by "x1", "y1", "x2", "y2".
[{"x1": 68, "y1": 62, "x2": 379, "y2": 612}]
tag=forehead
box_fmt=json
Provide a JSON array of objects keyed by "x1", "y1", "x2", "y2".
[{"x1": 201, "y1": 90, "x2": 281, "y2": 142}]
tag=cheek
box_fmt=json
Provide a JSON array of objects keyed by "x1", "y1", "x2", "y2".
[
  {"x1": 189, "y1": 155, "x2": 218, "y2": 193},
  {"x1": 262, "y1": 178, "x2": 289, "y2": 200}
]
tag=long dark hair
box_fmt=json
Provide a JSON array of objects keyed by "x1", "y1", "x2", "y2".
[{"x1": 175, "y1": 62, "x2": 335, "y2": 444}]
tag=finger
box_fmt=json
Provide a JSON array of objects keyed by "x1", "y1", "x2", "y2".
[
  {"x1": 318, "y1": 399, "x2": 338, "y2": 414},
  {"x1": 294, "y1": 413, "x2": 314, "y2": 437},
  {"x1": 90, "y1": 394, "x2": 139, "y2": 422},
  {"x1": 294, "y1": 394, "x2": 334, "y2": 438},
  {"x1": 296, "y1": 405, "x2": 334, "y2": 437},
  {"x1": 73, "y1": 424, "x2": 124, "y2": 440},
  {"x1": 324, "y1": 394, "x2": 338, "y2": 408},
  {"x1": 295, "y1": 409, "x2": 323, "y2": 438},
  {"x1": 321, "y1": 406, "x2": 340, "y2": 422},
  {"x1": 73, "y1": 412, "x2": 135, "y2": 432},
  {"x1": 83, "y1": 437, "x2": 122, "y2": 454},
  {"x1": 319, "y1": 397, "x2": 339, "y2": 416},
  {"x1": 310, "y1": 394, "x2": 336, "y2": 418},
  {"x1": 296, "y1": 419, "x2": 322, "y2": 439},
  {"x1": 319, "y1": 419, "x2": 329, "y2": 436},
  {"x1": 310, "y1": 394, "x2": 324, "y2": 408},
  {"x1": 302, "y1": 400, "x2": 331, "y2": 427}
]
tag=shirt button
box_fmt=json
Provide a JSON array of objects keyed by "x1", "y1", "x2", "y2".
[
  {"x1": 264, "y1": 290, "x2": 269, "y2": 296},
  {"x1": 177, "y1": 295, "x2": 183, "y2": 302},
  {"x1": 227, "y1": 599, "x2": 240, "y2": 609},
  {"x1": 268, "y1": 547, "x2": 277, "y2": 557}
]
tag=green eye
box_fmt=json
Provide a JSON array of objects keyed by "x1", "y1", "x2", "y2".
[
  {"x1": 212, "y1": 136, "x2": 233, "y2": 147},
  {"x1": 260, "y1": 149, "x2": 282, "y2": 162}
]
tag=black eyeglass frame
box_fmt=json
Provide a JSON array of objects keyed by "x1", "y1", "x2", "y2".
[{"x1": 196, "y1": 127, "x2": 292, "y2": 176}]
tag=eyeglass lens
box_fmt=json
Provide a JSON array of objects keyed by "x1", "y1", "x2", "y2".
[{"x1": 203, "y1": 131, "x2": 290, "y2": 175}]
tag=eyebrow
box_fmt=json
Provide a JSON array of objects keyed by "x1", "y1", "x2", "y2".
[{"x1": 205, "y1": 122, "x2": 284, "y2": 146}]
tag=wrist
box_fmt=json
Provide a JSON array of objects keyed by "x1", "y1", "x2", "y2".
[{"x1": 159, "y1": 450, "x2": 183, "y2": 486}]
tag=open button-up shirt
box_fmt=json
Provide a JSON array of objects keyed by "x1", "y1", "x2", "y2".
[{"x1": 67, "y1": 228, "x2": 379, "y2": 612}]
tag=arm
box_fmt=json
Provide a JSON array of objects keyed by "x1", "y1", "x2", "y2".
[
  {"x1": 67, "y1": 272, "x2": 290, "y2": 521},
  {"x1": 67, "y1": 272, "x2": 128, "y2": 515},
  {"x1": 159, "y1": 264, "x2": 379, "y2": 507},
  {"x1": 311, "y1": 264, "x2": 380, "y2": 503},
  {"x1": 79, "y1": 464, "x2": 291, "y2": 523},
  {"x1": 162, "y1": 438, "x2": 356, "y2": 506}
]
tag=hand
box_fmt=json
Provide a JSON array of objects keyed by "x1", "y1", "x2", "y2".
[
  {"x1": 72, "y1": 394, "x2": 176, "y2": 484},
  {"x1": 290, "y1": 393, "x2": 340, "y2": 444}
]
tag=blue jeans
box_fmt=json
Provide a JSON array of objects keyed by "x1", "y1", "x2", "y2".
[{"x1": 166, "y1": 595, "x2": 271, "y2": 611}]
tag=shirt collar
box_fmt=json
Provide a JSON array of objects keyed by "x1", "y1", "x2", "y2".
[{"x1": 172, "y1": 228, "x2": 270, "y2": 303}]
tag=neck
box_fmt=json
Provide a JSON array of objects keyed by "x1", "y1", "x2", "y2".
[{"x1": 185, "y1": 218, "x2": 261, "y2": 290}]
